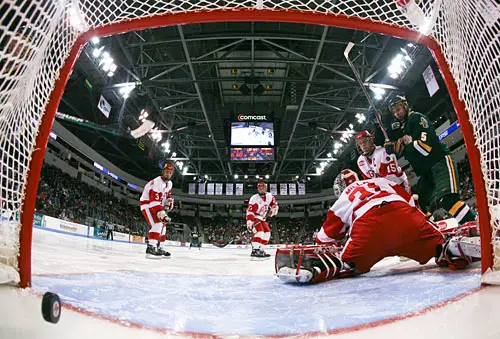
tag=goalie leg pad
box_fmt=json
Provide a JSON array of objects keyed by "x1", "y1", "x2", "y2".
[{"x1": 275, "y1": 245, "x2": 343, "y2": 283}]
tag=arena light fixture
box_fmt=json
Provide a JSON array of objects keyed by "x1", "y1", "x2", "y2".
[
  {"x1": 117, "y1": 83, "x2": 136, "y2": 99},
  {"x1": 204, "y1": 174, "x2": 208, "y2": 179},
  {"x1": 92, "y1": 46, "x2": 104, "y2": 58},
  {"x1": 91, "y1": 37, "x2": 100, "y2": 45},
  {"x1": 234, "y1": 174, "x2": 239, "y2": 179},
  {"x1": 244, "y1": 175, "x2": 248, "y2": 179},
  {"x1": 265, "y1": 174, "x2": 269, "y2": 179},
  {"x1": 139, "y1": 109, "x2": 149, "y2": 121},
  {"x1": 172, "y1": 152, "x2": 177, "y2": 157},
  {"x1": 355, "y1": 113, "x2": 366, "y2": 124},
  {"x1": 370, "y1": 86, "x2": 386, "y2": 100}
]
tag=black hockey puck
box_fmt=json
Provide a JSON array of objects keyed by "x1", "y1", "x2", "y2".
[{"x1": 41, "y1": 292, "x2": 61, "y2": 324}]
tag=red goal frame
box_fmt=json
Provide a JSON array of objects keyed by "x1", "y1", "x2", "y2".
[{"x1": 18, "y1": 9, "x2": 492, "y2": 287}]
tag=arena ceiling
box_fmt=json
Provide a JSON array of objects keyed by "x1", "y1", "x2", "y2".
[{"x1": 57, "y1": 21, "x2": 453, "y2": 189}]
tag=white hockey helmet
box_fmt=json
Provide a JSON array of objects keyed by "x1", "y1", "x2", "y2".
[{"x1": 333, "y1": 169, "x2": 359, "y2": 197}]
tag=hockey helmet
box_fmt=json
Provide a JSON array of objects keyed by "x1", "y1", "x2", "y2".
[
  {"x1": 355, "y1": 130, "x2": 375, "y2": 156},
  {"x1": 257, "y1": 181, "x2": 267, "y2": 195},
  {"x1": 333, "y1": 169, "x2": 359, "y2": 197},
  {"x1": 388, "y1": 95, "x2": 409, "y2": 121},
  {"x1": 162, "y1": 163, "x2": 175, "y2": 179}
]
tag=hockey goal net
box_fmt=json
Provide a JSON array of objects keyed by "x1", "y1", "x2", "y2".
[{"x1": 0, "y1": 0, "x2": 499, "y2": 287}]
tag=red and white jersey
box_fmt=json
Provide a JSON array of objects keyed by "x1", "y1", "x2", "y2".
[
  {"x1": 357, "y1": 146, "x2": 410, "y2": 192},
  {"x1": 140, "y1": 176, "x2": 173, "y2": 215},
  {"x1": 246, "y1": 193, "x2": 278, "y2": 222},
  {"x1": 317, "y1": 178, "x2": 414, "y2": 242}
]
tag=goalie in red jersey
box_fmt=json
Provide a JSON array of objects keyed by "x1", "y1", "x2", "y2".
[{"x1": 276, "y1": 169, "x2": 480, "y2": 283}]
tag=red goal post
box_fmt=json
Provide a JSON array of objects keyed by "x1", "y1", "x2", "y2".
[{"x1": 0, "y1": 0, "x2": 498, "y2": 287}]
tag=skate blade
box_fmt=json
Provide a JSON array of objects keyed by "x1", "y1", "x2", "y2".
[
  {"x1": 161, "y1": 256, "x2": 172, "y2": 259},
  {"x1": 145, "y1": 254, "x2": 164, "y2": 259},
  {"x1": 250, "y1": 257, "x2": 271, "y2": 261}
]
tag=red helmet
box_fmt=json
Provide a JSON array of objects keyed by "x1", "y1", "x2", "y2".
[
  {"x1": 355, "y1": 130, "x2": 375, "y2": 156},
  {"x1": 163, "y1": 163, "x2": 175, "y2": 171},
  {"x1": 333, "y1": 169, "x2": 359, "y2": 196},
  {"x1": 257, "y1": 181, "x2": 267, "y2": 190},
  {"x1": 162, "y1": 163, "x2": 175, "y2": 179}
]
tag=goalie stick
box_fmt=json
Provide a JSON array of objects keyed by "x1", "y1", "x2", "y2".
[{"x1": 344, "y1": 42, "x2": 390, "y2": 143}]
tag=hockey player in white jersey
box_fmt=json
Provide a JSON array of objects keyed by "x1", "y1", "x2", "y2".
[
  {"x1": 140, "y1": 163, "x2": 175, "y2": 258},
  {"x1": 275, "y1": 169, "x2": 481, "y2": 283},
  {"x1": 246, "y1": 181, "x2": 279, "y2": 259},
  {"x1": 356, "y1": 130, "x2": 410, "y2": 193}
]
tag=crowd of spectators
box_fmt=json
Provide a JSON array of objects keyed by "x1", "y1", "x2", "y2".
[
  {"x1": 457, "y1": 156, "x2": 475, "y2": 202},
  {"x1": 36, "y1": 164, "x2": 144, "y2": 235}
]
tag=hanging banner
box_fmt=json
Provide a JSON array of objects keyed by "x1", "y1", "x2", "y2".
[
  {"x1": 288, "y1": 183, "x2": 297, "y2": 195},
  {"x1": 298, "y1": 183, "x2": 306, "y2": 195},
  {"x1": 198, "y1": 183, "x2": 206, "y2": 195},
  {"x1": 98, "y1": 95, "x2": 111, "y2": 118},
  {"x1": 215, "y1": 183, "x2": 223, "y2": 195},
  {"x1": 207, "y1": 183, "x2": 215, "y2": 195},
  {"x1": 226, "y1": 183, "x2": 234, "y2": 195},
  {"x1": 270, "y1": 183, "x2": 278, "y2": 196},
  {"x1": 188, "y1": 183, "x2": 196, "y2": 195},
  {"x1": 235, "y1": 183, "x2": 243, "y2": 195},
  {"x1": 423, "y1": 64, "x2": 439, "y2": 97},
  {"x1": 280, "y1": 183, "x2": 288, "y2": 195}
]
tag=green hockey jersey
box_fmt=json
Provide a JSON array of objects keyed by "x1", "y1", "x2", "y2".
[{"x1": 400, "y1": 111, "x2": 450, "y2": 176}]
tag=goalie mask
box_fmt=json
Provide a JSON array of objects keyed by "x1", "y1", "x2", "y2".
[
  {"x1": 162, "y1": 163, "x2": 175, "y2": 180},
  {"x1": 355, "y1": 130, "x2": 375, "y2": 156},
  {"x1": 333, "y1": 169, "x2": 359, "y2": 197},
  {"x1": 388, "y1": 95, "x2": 410, "y2": 122},
  {"x1": 257, "y1": 181, "x2": 267, "y2": 196}
]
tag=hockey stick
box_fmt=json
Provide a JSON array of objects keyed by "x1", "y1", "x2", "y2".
[{"x1": 344, "y1": 42, "x2": 390, "y2": 143}]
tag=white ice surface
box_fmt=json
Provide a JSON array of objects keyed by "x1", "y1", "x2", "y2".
[{"x1": 0, "y1": 227, "x2": 499, "y2": 339}]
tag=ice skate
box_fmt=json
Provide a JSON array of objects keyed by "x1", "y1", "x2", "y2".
[
  {"x1": 158, "y1": 246, "x2": 171, "y2": 258},
  {"x1": 250, "y1": 248, "x2": 270, "y2": 261},
  {"x1": 145, "y1": 244, "x2": 163, "y2": 259}
]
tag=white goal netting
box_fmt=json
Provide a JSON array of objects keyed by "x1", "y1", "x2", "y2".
[{"x1": 0, "y1": 0, "x2": 499, "y2": 286}]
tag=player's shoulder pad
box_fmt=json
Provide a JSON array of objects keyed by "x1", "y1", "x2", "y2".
[{"x1": 408, "y1": 111, "x2": 430, "y2": 124}]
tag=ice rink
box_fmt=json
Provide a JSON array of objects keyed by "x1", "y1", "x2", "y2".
[{"x1": 1, "y1": 227, "x2": 500, "y2": 339}]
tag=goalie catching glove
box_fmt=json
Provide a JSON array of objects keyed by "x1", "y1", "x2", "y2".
[{"x1": 157, "y1": 210, "x2": 171, "y2": 223}]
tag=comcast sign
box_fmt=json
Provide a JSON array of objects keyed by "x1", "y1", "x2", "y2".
[{"x1": 237, "y1": 114, "x2": 267, "y2": 121}]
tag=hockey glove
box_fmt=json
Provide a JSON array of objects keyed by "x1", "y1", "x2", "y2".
[
  {"x1": 401, "y1": 135, "x2": 413, "y2": 145},
  {"x1": 157, "y1": 210, "x2": 171, "y2": 223},
  {"x1": 246, "y1": 220, "x2": 255, "y2": 233},
  {"x1": 165, "y1": 197, "x2": 174, "y2": 211},
  {"x1": 269, "y1": 205, "x2": 279, "y2": 217},
  {"x1": 384, "y1": 141, "x2": 395, "y2": 155}
]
